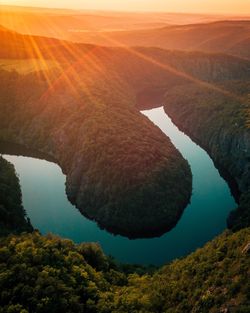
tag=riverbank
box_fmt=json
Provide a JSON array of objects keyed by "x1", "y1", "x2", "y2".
[{"x1": 163, "y1": 82, "x2": 250, "y2": 231}]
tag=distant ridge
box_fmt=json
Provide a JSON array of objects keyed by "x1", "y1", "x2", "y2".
[{"x1": 67, "y1": 20, "x2": 250, "y2": 59}]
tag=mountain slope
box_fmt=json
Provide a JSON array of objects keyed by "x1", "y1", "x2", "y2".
[
  {"x1": 69, "y1": 21, "x2": 250, "y2": 59},
  {"x1": 0, "y1": 228, "x2": 249, "y2": 312},
  {"x1": 163, "y1": 80, "x2": 250, "y2": 231},
  {"x1": 0, "y1": 156, "x2": 33, "y2": 236}
]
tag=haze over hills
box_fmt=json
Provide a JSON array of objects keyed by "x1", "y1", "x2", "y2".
[
  {"x1": 1, "y1": 5, "x2": 250, "y2": 37},
  {"x1": 64, "y1": 20, "x2": 250, "y2": 60},
  {"x1": 1, "y1": 6, "x2": 249, "y2": 61},
  {"x1": 0, "y1": 5, "x2": 215, "y2": 36}
]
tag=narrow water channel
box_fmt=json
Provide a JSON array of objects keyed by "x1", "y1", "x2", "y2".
[{"x1": 2, "y1": 107, "x2": 236, "y2": 265}]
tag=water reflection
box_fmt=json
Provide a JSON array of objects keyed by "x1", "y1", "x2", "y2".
[{"x1": 2, "y1": 107, "x2": 236, "y2": 265}]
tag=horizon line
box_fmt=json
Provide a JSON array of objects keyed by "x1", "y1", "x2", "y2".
[{"x1": 1, "y1": 3, "x2": 250, "y2": 17}]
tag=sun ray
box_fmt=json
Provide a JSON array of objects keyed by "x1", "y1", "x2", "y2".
[{"x1": 92, "y1": 32, "x2": 246, "y2": 103}]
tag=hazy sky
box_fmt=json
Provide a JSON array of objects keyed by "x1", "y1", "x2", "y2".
[{"x1": 3, "y1": 0, "x2": 250, "y2": 14}]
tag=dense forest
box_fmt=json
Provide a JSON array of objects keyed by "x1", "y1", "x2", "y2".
[
  {"x1": 0, "y1": 65, "x2": 192, "y2": 238},
  {"x1": 163, "y1": 81, "x2": 250, "y2": 231},
  {"x1": 0, "y1": 156, "x2": 32, "y2": 236},
  {"x1": 0, "y1": 228, "x2": 249, "y2": 312}
]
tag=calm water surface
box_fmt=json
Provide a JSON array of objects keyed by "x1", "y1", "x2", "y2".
[{"x1": 3, "y1": 107, "x2": 236, "y2": 265}]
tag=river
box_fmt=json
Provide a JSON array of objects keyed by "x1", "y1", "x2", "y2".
[{"x1": 2, "y1": 106, "x2": 236, "y2": 265}]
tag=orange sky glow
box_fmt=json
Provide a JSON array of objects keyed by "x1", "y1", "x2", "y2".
[{"x1": 2, "y1": 0, "x2": 250, "y2": 15}]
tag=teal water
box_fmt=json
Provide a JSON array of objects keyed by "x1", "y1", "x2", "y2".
[{"x1": 3, "y1": 107, "x2": 236, "y2": 265}]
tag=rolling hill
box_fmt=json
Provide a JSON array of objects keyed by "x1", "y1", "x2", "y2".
[
  {"x1": 2, "y1": 5, "x2": 247, "y2": 37},
  {"x1": 67, "y1": 20, "x2": 250, "y2": 59}
]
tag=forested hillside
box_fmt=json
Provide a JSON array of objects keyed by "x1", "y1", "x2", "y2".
[
  {"x1": 0, "y1": 228, "x2": 249, "y2": 312},
  {"x1": 163, "y1": 81, "x2": 250, "y2": 231},
  {"x1": 0, "y1": 156, "x2": 32, "y2": 236},
  {"x1": 0, "y1": 64, "x2": 192, "y2": 238}
]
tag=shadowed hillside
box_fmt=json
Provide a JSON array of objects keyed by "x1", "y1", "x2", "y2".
[
  {"x1": 0, "y1": 156, "x2": 33, "y2": 236},
  {"x1": 163, "y1": 81, "x2": 250, "y2": 231}
]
